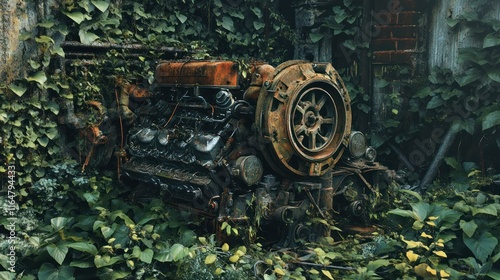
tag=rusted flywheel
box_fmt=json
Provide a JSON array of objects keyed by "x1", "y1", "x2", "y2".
[{"x1": 255, "y1": 61, "x2": 352, "y2": 177}]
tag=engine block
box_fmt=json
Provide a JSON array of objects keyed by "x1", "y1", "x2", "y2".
[{"x1": 117, "y1": 60, "x2": 385, "y2": 245}]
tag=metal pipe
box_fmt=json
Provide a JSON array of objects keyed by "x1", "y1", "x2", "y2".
[{"x1": 418, "y1": 123, "x2": 460, "y2": 191}]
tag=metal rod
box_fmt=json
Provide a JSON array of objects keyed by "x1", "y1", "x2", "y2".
[{"x1": 418, "y1": 123, "x2": 460, "y2": 191}]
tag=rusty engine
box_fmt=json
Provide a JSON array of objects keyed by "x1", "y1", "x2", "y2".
[{"x1": 112, "y1": 60, "x2": 385, "y2": 245}]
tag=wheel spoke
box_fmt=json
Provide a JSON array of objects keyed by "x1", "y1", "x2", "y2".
[
  {"x1": 309, "y1": 131, "x2": 317, "y2": 150},
  {"x1": 294, "y1": 124, "x2": 306, "y2": 135},
  {"x1": 316, "y1": 95, "x2": 327, "y2": 110},
  {"x1": 322, "y1": 117, "x2": 334, "y2": 124}
]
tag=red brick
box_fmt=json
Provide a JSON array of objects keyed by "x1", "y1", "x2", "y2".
[
  {"x1": 372, "y1": 11, "x2": 398, "y2": 25},
  {"x1": 397, "y1": 11, "x2": 420, "y2": 25},
  {"x1": 373, "y1": 25, "x2": 393, "y2": 38},
  {"x1": 372, "y1": 39, "x2": 397, "y2": 51},
  {"x1": 373, "y1": 51, "x2": 392, "y2": 64},
  {"x1": 392, "y1": 25, "x2": 417, "y2": 38},
  {"x1": 397, "y1": 38, "x2": 417, "y2": 50},
  {"x1": 391, "y1": 51, "x2": 414, "y2": 63}
]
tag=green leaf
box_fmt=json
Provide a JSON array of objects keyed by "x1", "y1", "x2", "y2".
[
  {"x1": 483, "y1": 32, "x2": 500, "y2": 48},
  {"x1": 38, "y1": 263, "x2": 75, "y2": 280},
  {"x1": 38, "y1": 136, "x2": 49, "y2": 147},
  {"x1": 78, "y1": 30, "x2": 99, "y2": 45},
  {"x1": 253, "y1": 20, "x2": 265, "y2": 31},
  {"x1": 482, "y1": 111, "x2": 500, "y2": 131},
  {"x1": 8, "y1": 83, "x2": 27, "y2": 97},
  {"x1": 51, "y1": 217, "x2": 72, "y2": 231},
  {"x1": 46, "y1": 127, "x2": 59, "y2": 140},
  {"x1": 205, "y1": 254, "x2": 217, "y2": 265},
  {"x1": 94, "y1": 255, "x2": 123, "y2": 268},
  {"x1": 69, "y1": 260, "x2": 94, "y2": 268},
  {"x1": 64, "y1": 242, "x2": 98, "y2": 255},
  {"x1": 176, "y1": 12, "x2": 187, "y2": 24},
  {"x1": 463, "y1": 232, "x2": 498, "y2": 263},
  {"x1": 387, "y1": 209, "x2": 413, "y2": 218},
  {"x1": 460, "y1": 220, "x2": 478, "y2": 237},
  {"x1": 91, "y1": 0, "x2": 109, "y2": 12},
  {"x1": 426, "y1": 96, "x2": 444, "y2": 109},
  {"x1": 400, "y1": 189, "x2": 423, "y2": 201},
  {"x1": 47, "y1": 244, "x2": 69, "y2": 265},
  {"x1": 411, "y1": 201, "x2": 431, "y2": 221},
  {"x1": 63, "y1": 11, "x2": 86, "y2": 24},
  {"x1": 445, "y1": 157, "x2": 462, "y2": 170},
  {"x1": 169, "y1": 243, "x2": 188, "y2": 262},
  {"x1": 309, "y1": 33, "x2": 324, "y2": 43},
  {"x1": 27, "y1": 71, "x2": 47, "y2": 86},
  {"x1": 455, "y1": 68, "x2": 482, "y2": 87},
  {"x1": 140, "y1": 248, "x2": 154, "y2": 264},
  {"x1": 472, "y1": 204, "x2": 498, "y2": 216},
  {"x1": 45, "y1": 101, "x2": 60, "y2": 115},
  {"x1": 485, "y1": 66, "x2": 500, "y2": 83},
  {"x1": 221, "y1": 16, "x2": 234, "y2": 31}
]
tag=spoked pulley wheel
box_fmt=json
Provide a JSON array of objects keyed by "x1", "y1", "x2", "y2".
[{"x1": 255, "y1": 61, "x2": 351, "y2": 177}]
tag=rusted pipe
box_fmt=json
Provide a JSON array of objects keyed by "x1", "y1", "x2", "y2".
[{"x1": 418, "y1": 123, "x2": 460, "y2": 191}]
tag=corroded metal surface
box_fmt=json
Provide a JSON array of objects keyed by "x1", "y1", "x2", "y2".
[
  {"x1": 155, "y1": 61, "x2": 239, "y2": 88},
  {"x1": 255, "y1": 61, "x2": 352, "y2": 177}
]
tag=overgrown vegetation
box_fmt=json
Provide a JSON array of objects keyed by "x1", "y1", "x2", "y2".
[{"x1": 1, "y1": 0, "x2": 500, "y2": 279}]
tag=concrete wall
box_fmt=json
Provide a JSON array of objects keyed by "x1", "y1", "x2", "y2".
[{"x1": 428, "y1": 0, "x2": 500, "y2": 74}]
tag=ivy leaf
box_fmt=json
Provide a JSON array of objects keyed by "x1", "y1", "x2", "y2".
[
  {"x1": 51, "y1": 217, "x2": 72, "y2": 231},
  {"x1": 460, "y1": 220, "x2": 478, "y2": 237},
  {"x1": 221, "y1": 16, "x2": 234, "y2": 32},
  {"x1": 176, "y1": 12, "x2": 187, "y2": 24},
  {"x1": 169, "y1": 243, "x2": 188, "y2": 262},
  {"x1": 91, "y1": 0, "x2": 109, "y2": 12},
  {"x1": 47, "y1": 243, "x2": 69, "y2": 265},
  {"x1": 79, "y1": 30, "x2": 99, "y2": 45},
  {"x1": 63, "y1": 11, "x2": 87, "y2": 24},
  {"x1": 426, "y1": 96, "x2": 444, "y2": 109},
  {"x1": 463, "y1": 232, "x2": 498, "y2": 263},
  {"x1": 8, "y1": 83, "x2": 27, "y2": 97},
  {"x1": 94, "y1": 255, "x2": 123, "y2": 268},
  {"x1": 38, "y1": 263, "x2": 75, "y2": 280},
  {"x1": 27, "y1": 71, "x2": 47, "y2": 86},
  {"x1": 483, "y1": 32, "x2": 500, "y2": 48},
  {"x1": 253, "y1": 20, "x2": 265, "y2": 31},
  {"x1": 46, "y1": 127, "x2": 59, "y2": 140},
  {"x1": 38, "y1": 136, "x2": 49, "y2": 147},
  {"x1": 472, "y1": 204, "x2": 498, "y2": 216},
  {"x1": 250, "y1": 6, "x2": 263, "y2": 18},
  {"x1": 485, "y1": 67, "x2": 500, "y2": 83},
  {"x1": 482, "y1": 111, "x2": 500, "y2": 131},
  {"x1": 455, "y1": 68, "x2": 481, "y2": 87},
  {"x1": 140, "y1": 248, "x2": 154, "y2": 264},
  {"x1": 309, "y1": 33, "x2": 324, "y2": 43},
  {"x1": 45, "y1": 101, "x2": 60, "y2": 115},
  {"x1": 64, "y1": 242, "x2": 98, "y2": 255}
]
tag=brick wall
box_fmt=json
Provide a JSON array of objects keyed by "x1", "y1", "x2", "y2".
[{"x1": 372, "y1": 0, "x2": 424, "y2": 64}]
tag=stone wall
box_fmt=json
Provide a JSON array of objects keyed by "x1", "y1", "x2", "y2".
[{"x1": 0, "y1": 0, "x2": 44, "y2": 83}]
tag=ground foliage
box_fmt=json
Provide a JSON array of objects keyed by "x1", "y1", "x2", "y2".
[{"x1": 1, "y1": 0, "x2": 500, "y2": 279}]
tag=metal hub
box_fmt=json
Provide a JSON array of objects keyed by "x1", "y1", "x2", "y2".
[{"x1": 292, "y1": 88, "x2": 337, "y2": 153}]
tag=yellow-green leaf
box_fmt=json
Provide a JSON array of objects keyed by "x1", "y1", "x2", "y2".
[
  {"x1": 322, "y1": 270, "x2": 334, "y2": 280},
  {"x1": 229, "y1": 255, "x2": 239, "y2": 263},
  {"x1": 440, "y1": 270, "x2": 451, "y2": 278},
  {"x1": 433, "y1": 250, "x2": 447, "y2": 258},
  {"x1": 406, "y1": 250, "x2": 420, "y2": 262},
  {"x1": 420, "y1": 232, "x2": 433, "y2": 239},
  {"x1": 204, "y1": 254, "x2": 217, "y2": 265},
  {"x1": 274, "y1": 268, "x2": 285, "y2": 276}
]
